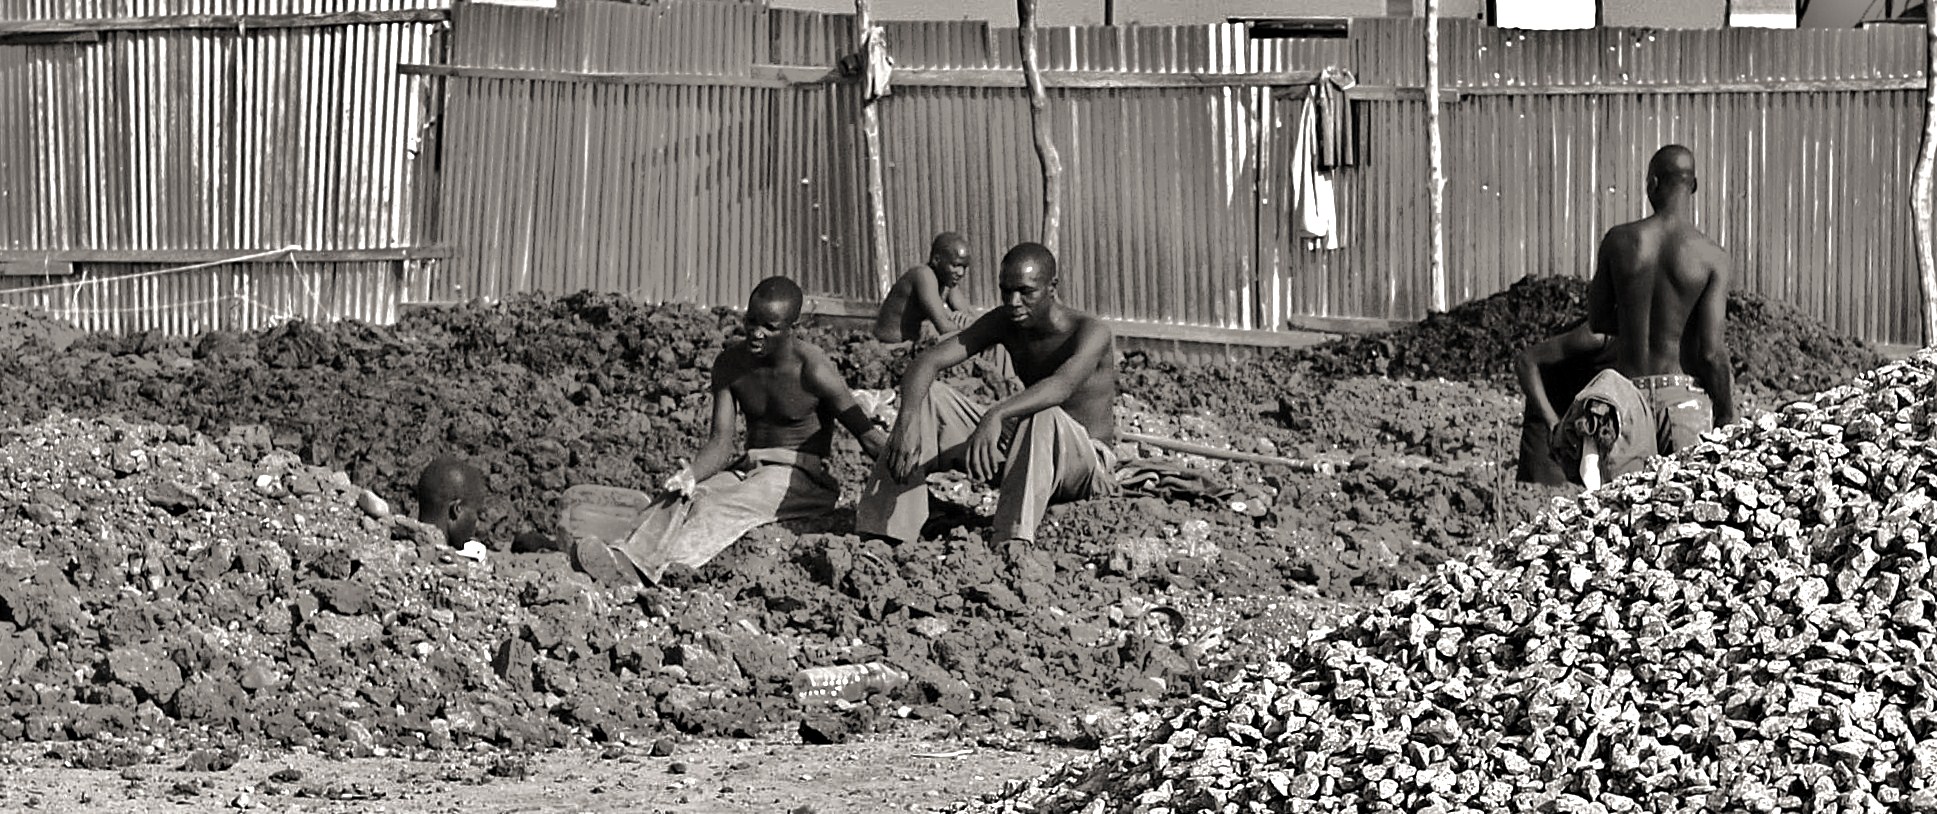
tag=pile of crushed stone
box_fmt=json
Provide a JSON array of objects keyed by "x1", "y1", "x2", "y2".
[{"x1": 963, "y1": 349, "x2": 1937, "y2": 813}]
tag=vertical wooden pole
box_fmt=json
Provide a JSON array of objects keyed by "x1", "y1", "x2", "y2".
[
  {"x1": 856, "y1": 0, "x2": 895, "y2": 295},
  {"x1": 1425, "y1": 0, "x2": 1447, "y2": 312},
  {"x1": 1018, "y1": 0, "x2": 1063, "y2": 254},
  {"x1": 1917, "y1": 5, "x2": 1937, "y2": 346}
]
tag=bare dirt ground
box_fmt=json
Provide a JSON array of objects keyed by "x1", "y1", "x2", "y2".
[{"x1": 0, "y1": 725, "x2": 1081, "y2": 813}]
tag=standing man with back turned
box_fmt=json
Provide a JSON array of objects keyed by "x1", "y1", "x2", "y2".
[{"x1": 1561, "y1": 144, "x2": 1736, "y2": 482}]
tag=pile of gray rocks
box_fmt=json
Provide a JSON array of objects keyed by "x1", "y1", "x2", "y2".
[{"x1": 964, "y1": 350, "x2": 1937, "y2": 814}]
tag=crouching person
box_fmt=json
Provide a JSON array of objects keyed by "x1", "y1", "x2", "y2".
[
  {"x1": 572, "y1": 276, "x2": 887, "y2": 585},
  {"x1": 858, "y1": 242, "x2": 1118, "y2": 546}
]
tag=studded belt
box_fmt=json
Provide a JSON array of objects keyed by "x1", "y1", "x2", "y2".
[{"x1": 1630, "y1": 374, "x2": 1698, "y2": 390}]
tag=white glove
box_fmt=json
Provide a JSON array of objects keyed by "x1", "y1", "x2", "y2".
[{"x1": 662, "y1": 467, "x2": 698, "y2": 497}]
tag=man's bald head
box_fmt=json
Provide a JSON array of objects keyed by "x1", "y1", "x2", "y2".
[
  {"x1": 998, "y1": 242, "x2": 1059, "y2": 327},
  {"x1": 930, "y1": 232, "x2": 969, "y2": 259},
  {"x1": 1000, "y1": 242, "x2": 1058, "y2": 281},
  {"x1": 927, "y1": 233, "x2": 971, "y2": 286},
  {"x1": 748, "y1": 276, "x2": 804, "y2": 324},
  {"x1": 416, "y1": 455, "x2": 488, "y2": 544},
  {"x1": 1647, "y1": 145, "x2": 1698, "y2": 205}
]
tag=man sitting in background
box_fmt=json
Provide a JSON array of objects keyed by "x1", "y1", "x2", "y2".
[{"x1": 874, "y1": 232, "x2": 974, "y2": 343}]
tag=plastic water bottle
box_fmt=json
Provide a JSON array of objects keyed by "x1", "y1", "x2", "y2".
[{"x1": 792, "y1": 662, "x2": 908, "y2": 704}]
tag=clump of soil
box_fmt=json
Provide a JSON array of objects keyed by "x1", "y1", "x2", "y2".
[{"x1": 1121, "y1": 275, "x2": 1888, "y2": 426}]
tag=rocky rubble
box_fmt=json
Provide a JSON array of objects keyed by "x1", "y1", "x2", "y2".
[
  {"x1": 964, "y1": 349, "x2": 1937, "y2": 813},
  {"x1": 0, "y1": 415, "x2": 683, "y2": 761},
  {"x1": 1121, "y1": 276, "x2": 1888, "y2": 426},
  {"x1": 0, "y1": 289, "x2": 1890, "y2": 755}
]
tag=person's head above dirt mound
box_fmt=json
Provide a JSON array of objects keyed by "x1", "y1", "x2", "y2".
[{"x1": 416, "y1": 455, "x2": 488, "y2": 546}]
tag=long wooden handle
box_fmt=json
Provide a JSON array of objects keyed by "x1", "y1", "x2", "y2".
[{"x1": 1121, "y1": 432, "x2": 1334, "y2": 473}]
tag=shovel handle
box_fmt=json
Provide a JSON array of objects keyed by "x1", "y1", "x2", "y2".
[{"x1": 1121, "y1": 432, "x2": 1333, "y2": 474}]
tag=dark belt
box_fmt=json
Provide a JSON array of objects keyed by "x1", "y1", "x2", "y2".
[{"x1": 1631, "y1": 374, "x2": 1698, "y2": 390}]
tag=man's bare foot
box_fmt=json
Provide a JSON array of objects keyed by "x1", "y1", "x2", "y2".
[{"x1": 571, "y1": 537, "x2": 642, "y2": 589}]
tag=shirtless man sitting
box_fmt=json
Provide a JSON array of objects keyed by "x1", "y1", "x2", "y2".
[
  {"x1": 873, "y1": 232, "x2": 974, "y2": 343},
  {"x1": 1559, "y1": 144, "x2": 1736, "y2": 486},
  {"x1": 857, "y1": 242, "x2": 1118, "y2": 545},
  {"x1": 571, "y1": 276, "x2": 889, "y2": 586}
]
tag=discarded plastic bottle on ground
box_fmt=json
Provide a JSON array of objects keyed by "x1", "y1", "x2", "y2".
[{"x1": 792, "y1": 662, "x2": 908, "y2": 704}]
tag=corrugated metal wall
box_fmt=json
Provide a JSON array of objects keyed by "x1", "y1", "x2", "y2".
[
  {"x1": 0, "y1": 259, "x2": 399, "y2": 333},
  {"x1": 877, "y1": 22, "x2": 1301, "y2": 329},
  {"x1": 1270, "y1": 19, "x2": 1928, "y2": 345},
  {"x1": 2, "y1": 1, "x2": 1930, "y2": 345},
  {"x1": 0, "y1": 0, "x2": 444, "y2": 330},
  {"x1": 427, "y1": 0, "x2": 871, "y2": 311}
]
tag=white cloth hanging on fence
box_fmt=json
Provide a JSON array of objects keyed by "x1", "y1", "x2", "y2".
[
  {"x1": 1291, "y1": 82, "x2": 1341, "y2": 251},
  {"x1": 862, "y1": 25, "x2": 895, "y2": 102}
]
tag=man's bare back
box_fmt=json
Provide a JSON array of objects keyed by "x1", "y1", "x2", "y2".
[
  {"x1": 1585, "y1": 144, "x2": 1736, "y2": 435},
  {"x1": 1590, "y1": 218, "x2": 1727, "y2": 378}
]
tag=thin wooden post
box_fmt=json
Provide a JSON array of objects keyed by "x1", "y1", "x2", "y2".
[
  {"x1": 1917, "y1": 6, "x2": 1937, "y2": 346},
  {"x1": 855, "y1": 0, "x2": 894, "y2": 295},
  {"x1": 1424, "y1": 0, "x2": 1447, "y2": 313},
  {"x1": 1017, "y1": 0, "x2": 1063, "y2": 254}
]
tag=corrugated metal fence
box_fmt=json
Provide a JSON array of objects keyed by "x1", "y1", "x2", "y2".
[
  {"x1": 421, "y1": 1, "x2": 872, "y2": 312},
  {"x1": 0, "y1": 0, "x2": 1930, "y2": 346},
  {"x1": 421, "y1": 3, "x2": 1932, "y2": 346},
  {"x1": 1307, "y1": 21, "x2": 1929, "y2": 345},
  {"x1": 0, "y1": 0, "x2": 446, "y2": 333}
]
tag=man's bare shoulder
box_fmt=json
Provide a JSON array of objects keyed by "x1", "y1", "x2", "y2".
[
  {"x1": 712, "y1": 342, "x2": 753, "y2": 376},
  {"x1": 790, "y1": 339, "x2": 838, "y2": 370},
  {"x1": 1601, "y1": 219, "x2": 1649, "y2": 246},
  {"x1": 1693, "y1": 231, "x2": 1730, "y2": 265},
  {"x1": 1070, "y1": 309, "x2": 1113, "y2": 343}
]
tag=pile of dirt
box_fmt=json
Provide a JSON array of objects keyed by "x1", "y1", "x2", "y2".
[
  {"x1": 1121, "y1": 276, "x2": 1888, "y2": 424},
  {"x1": 0, "y1": 299, "x2": 1541, "y2": 752},
  {"x1": 0, "y1": 304, "x2": 83, "y2": 354},
  {"x1": 0, "y1": 413, "x2": 1377, "y2": 760},
  {"x1": 0, "y1": 415, "x2": 667, "y2": 762},
  {"x1": 963, "y1": 350, "x2": 1937, "y2": 813},
  {"x1": 0, "y1": 285, "x2": 1877, "y2": 754}
]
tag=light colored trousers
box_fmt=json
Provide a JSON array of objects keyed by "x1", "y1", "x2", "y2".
[
  {"x1": 614, "y1": 448, "x2": 838, "y2": 582},
  {"x1": 856, "y1": 381, "x2": 1116, "y2": 544}
]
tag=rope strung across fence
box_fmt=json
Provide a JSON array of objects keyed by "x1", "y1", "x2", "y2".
[
  {"x1": 0, "y1": 245, "x2": 318, "y2": 330},
  {"x1": 0, "y1": 245, "x2": 304, "y2": 297}
]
